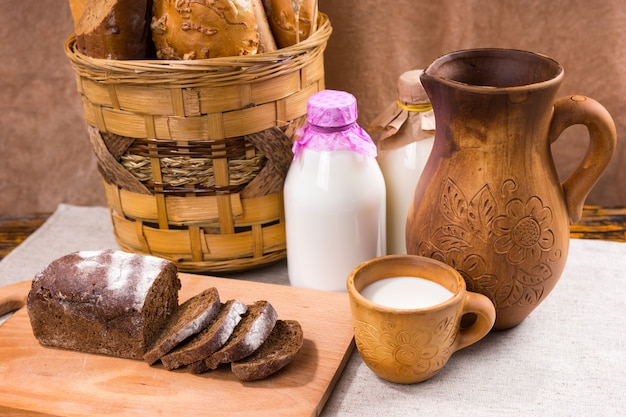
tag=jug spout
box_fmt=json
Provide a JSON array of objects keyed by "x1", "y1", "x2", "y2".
[{"x1": 420, "y1": 49, "x2": 564, "y2": 147}]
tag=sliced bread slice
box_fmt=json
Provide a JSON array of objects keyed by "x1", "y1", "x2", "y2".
[
  {"x1": 191, "y1": 300, "x2": 277, "y2": 373},
  {"x1": 231, "y1": 319, "x2": 304, "y2": 381},
  {"x1": 143, "y1": 287, "x2": 221, "y2": 365},
  {"x1": 160, "y1": 299, "x2": 248, "y2": 370}
]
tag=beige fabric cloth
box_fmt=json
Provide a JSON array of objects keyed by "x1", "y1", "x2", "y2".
[
  {"x1": 0, "y1": 204, "x2": 289, "y2": 288},
  {"x1": 0, "y1": 204, "x2": 624, "y2": 416}
]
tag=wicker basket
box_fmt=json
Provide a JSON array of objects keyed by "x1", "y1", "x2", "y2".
[{"x1": 65, "y1": 14, "x2": 332, "y2": 273}]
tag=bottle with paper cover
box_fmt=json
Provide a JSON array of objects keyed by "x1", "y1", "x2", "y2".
[
  {"x1": 369, "y1": 69, "x2": 436, "y2": 254},
  {"x1": 284, "y1": 90, "x2": 386, "y2": 292}
]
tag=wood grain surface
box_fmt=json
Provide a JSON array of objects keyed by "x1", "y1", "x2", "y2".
[
  {"x1": 0, "y1": 274, "x2": 355, "y2": 417},
  {"x1": 569, "y1": 205, "x2": 626, "y2": 241},
  {"x1": 0, "y1": 215, "x2": 48, "y2": 260}
]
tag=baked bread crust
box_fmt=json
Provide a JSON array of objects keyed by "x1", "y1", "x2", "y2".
[
  {"x1": 27, "y1": 250, "x2": 304, "y2": 379},
  {"x1": 143, "y1": 286, "x2": 222, "y2": 364},
  {"x1": 151, "y1": 0, "x2": 259, "y2": 59},
  {"x1": 160, "y1": 299, "x2": 248, "y2": 370},
  {"x1": 231, "y1": 319, "x2": 303, "y2": 381},
  {"x1": 262, "y1": 0, "x2": 317, "y2": 48},
  {"x1": 251, "y1": 0, "x2": 277, "y2": 53},
  {"x1": 69, "y1": 0, "x2": 87, "y2": 27},
  {"x1": 26, "y1": 250, "x2": 180, "y2": 360},
  {"x1": 191, "y1": 300, "x2": 277, "y2": 373},
  {"x1": 75, "y1": 0, "x2": 153, "y2": 59}
]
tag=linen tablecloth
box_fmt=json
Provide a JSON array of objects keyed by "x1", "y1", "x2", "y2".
[{"x1": 1, "y1": 204, "x2": 624, "y2": 416}]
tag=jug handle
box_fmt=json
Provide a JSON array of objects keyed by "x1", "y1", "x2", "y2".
[{"x1": 548, "y1": 95, "x2": 616, "y2": 224}]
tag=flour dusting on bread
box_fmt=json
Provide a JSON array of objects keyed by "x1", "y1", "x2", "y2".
[{"x1": 27, "y1": 250, "x2": 303, "y2": 380}]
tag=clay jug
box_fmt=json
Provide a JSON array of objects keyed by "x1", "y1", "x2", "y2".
[{"x1": 406, "y1": 49, "x2": 616, "y2": 330}]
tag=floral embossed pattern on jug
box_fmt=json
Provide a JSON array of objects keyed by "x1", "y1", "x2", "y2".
[{"x1": 406, "y1": 49, "x2": 616, "y2": 330}]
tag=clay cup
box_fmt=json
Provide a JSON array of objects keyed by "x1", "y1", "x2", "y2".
[{"x1": 347, "y1": 254, "x2": 496, "y2": 384}]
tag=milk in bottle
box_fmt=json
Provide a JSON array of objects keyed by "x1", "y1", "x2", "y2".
[{"x1": 284, "y1": 90, "x2": 386, "y2": 292}]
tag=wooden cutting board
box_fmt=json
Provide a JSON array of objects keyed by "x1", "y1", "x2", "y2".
[{"x1": 0, "y1": 274, "x2": 355, "y2": 417}]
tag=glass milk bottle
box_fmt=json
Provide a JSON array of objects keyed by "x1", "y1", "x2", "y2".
[
  {"x1": 284, "y1": 90, "x2": 386, "y2": 292},
  {"x1": 368, "y1": 70, "x2": 436, "y2": 254}
]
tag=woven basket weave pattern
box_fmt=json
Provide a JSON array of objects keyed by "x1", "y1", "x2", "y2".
[
  {"x1": 65, "y1": 14, "x2": 332, "y2": 273},
  {"x1": 120, "y1": 137, "x2": 266, "y2": 194}
]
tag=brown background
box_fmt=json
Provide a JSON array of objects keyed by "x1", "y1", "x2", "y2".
[{"x1": 1, "y1": 0, "x2": 624, "y2": 217}]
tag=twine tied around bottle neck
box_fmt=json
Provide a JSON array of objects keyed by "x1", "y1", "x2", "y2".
[
  {"x1": 396, "y1": 101, "x2": 433, "y2": 113},
  {"x1": 368, "y1": 98, "x2": 436, "y2": 148}
]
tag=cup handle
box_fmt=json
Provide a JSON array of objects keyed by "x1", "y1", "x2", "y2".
[
  {"x1": 548, "y1": 95, "x2": 616, "y2": 224},
  {"x1": 453, "y1": 292, "x2": 496, "y2": 352}
]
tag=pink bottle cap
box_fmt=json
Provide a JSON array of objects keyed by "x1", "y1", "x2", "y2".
[
  {"x1": 292, "y1": 90, "x2": 377, "y2": 160},
  {"x1": 306, "y1": 90, "x2": 358, "y2": 127}
]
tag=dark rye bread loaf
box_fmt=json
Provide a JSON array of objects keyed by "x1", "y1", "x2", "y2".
[
  {"x1": 231, "y1": 319, "x2": 303, "y2": 381},
  {"x1": 160, "y1": 299, "x2": 248, "y2": 370},
  {"x1": 26, "y1": 250, "x2": 180, "y2": 360},
  {"x1": 143, "y1": 287, "x2": 222, "y2": 365},
  {"x1": 191, "y1": 300, "x2": 277, "y2": 373}
]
